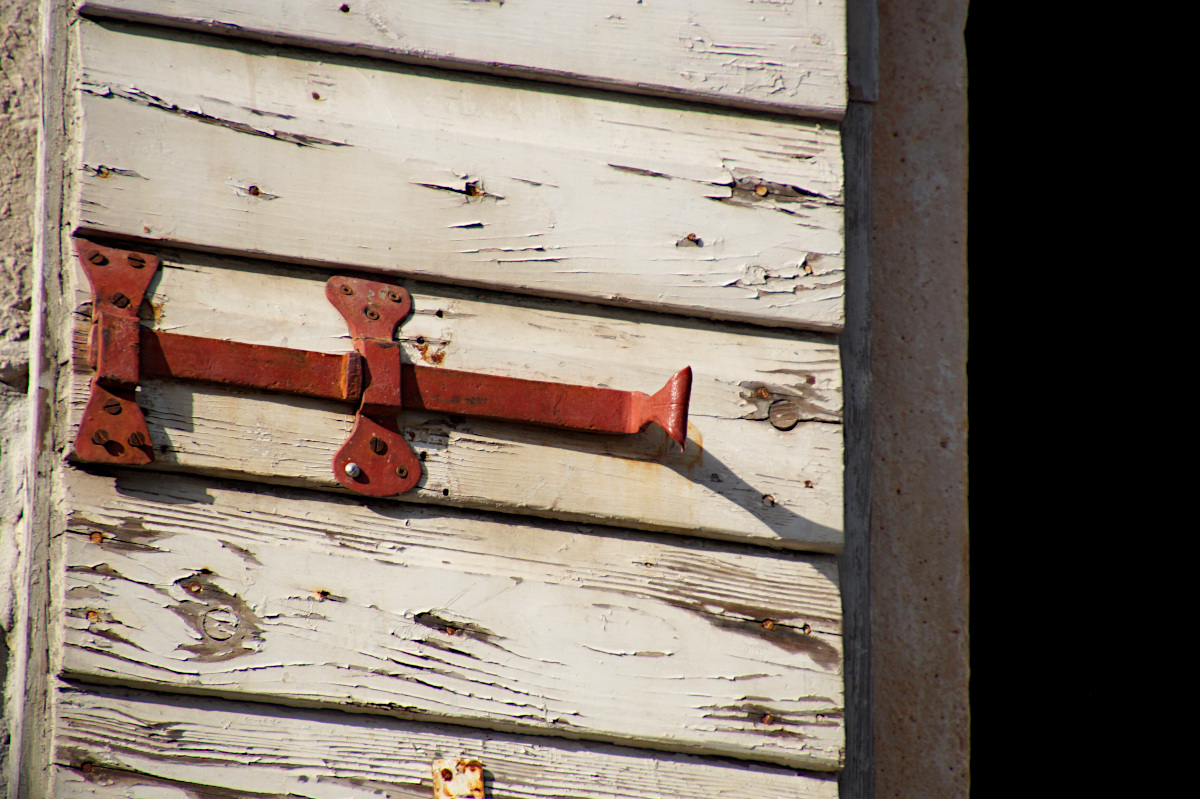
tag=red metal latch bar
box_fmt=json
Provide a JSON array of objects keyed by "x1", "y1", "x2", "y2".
[{"x1": 73, "y1": 239, "x2": 692, "y2": 496}]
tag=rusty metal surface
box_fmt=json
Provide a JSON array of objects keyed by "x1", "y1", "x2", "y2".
[
  {"x1": 71, "y1": 238, "x2": 692, "y2": 495},
  {"x1": 431, "y1": 758, "x2": 485, "y2": 799},
  {"x1": 403, "y1": 364, "x2": 692, "y2": 449},
  {"x1": 73, "y1": 239, "x2": 159, "y2": 464},
  {"x1": 136, "y1": 329, "x2": 363, "y2": 402}
]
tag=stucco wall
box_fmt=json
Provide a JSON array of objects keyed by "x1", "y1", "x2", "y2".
[
  {"x1": 871, "y1": 1, "x2": 970, "y2": 796},
  {"x1": 1, "y1": 0, "x2": 39, "y2": 785}
]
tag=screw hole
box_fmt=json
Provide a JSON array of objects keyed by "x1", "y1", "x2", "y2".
[
  {"x1": 311, "y1": 91, "x2": 321, "y2": 100},
  {"x1": 442, "y1": 488, "x2": 450, "y2": 496},
  {"x1": 416, "y1": 336, "x2": 425, "y2": 345},
  {"x1": 340, "y1": 283, "x2": 353, "y2": 295},
  {"x1": 419, "y1": 451, "x2": 428, "y2": 461},
  {"x1": 435, "y1": 309, "x2": 444, "y2": 318},
  {"x1": 339, "y1": 3, "x2": 350, "y2": 11}
]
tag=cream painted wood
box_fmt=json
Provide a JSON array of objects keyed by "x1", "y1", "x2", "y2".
[
  {"x1": 61, "y1": 469, "x2": 845, "y2": 770},
  {"x1": 56, "y1": 688, "x2": 841, "y2": 799},
  {"x1": 76, "y1": 20, "x2": 846, "y2": 333},
  {"x1": 80, "y1": 0, "x2": 848, "y2": 119},
  {"x1": 67, "y1": 248, "x2": 845, "y2": 551}
]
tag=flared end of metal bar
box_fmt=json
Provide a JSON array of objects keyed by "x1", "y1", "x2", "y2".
[{"x1": 643, "y1": 366, "x2": 692, "y2": 450}]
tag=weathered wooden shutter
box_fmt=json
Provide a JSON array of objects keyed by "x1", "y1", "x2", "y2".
[{"x1": 54, "y1": 3, "x2": 849, "y2": 796}]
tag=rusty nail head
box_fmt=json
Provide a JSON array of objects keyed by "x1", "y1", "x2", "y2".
[
  {"x1": 756, "y1": 386, "x2": 770, "y2": 400},
  {"x1": 128, "y1": 431, "x2": 146, "y2": 447},
  {"x1": 761, "y1": 713, "x2": 774, "y2": 724},
  {"x1": 340, "y1": 3, "x2": 350, "y2": 10},
  {"x1": 248, "y1": 185, "x2": 261, "y2": 196},
  {"x1": 445, "y1": 626, "x2": 457, "y2": 635},
  {"x1": 369, "y1": 436, "x2": 387, "y2": 454},
  {"x1": 86, "y1": 610, "x2": 100, "y2": 622},
  {"x1": 762, "y1": 619, "x2": 775, "y2": 630},
  {"x1": 187, "y1": 581, "x2": 202, "y2": 593},
  {"x1": 686, "y1": 233, "x2": 698, "y2": 242},
  {"x1": 126, "y1": 253, "x2": 146, "y2": 269},
  {"x1": 88, "y1": 252, "x2": 108, "y2": 266},
  {"x1": 340, "y1": 283, "x2": 354, "y2": 295},
  {"x1": 364, "y1": 307, "x2": 380, "y2": 320},
  {"x1": 311, "y1": 91, "x2": 321, "y2": 100},
  {"x1": 441, "y1": 768, "x2": 454, "y2": 781},
  {"x1": 804, "y1": 480, "x2": 814, "y2": 488},
  {"x1": 801, "y1": 623, "x2": 812, "y2": 635},
  {"x1": 91, "y1": 429, "x2": 110, "y2": 445},
  {"x1": 755, "y1": 184, "x2": 769, "y2": 196},
  {"x1": 81, "y1": 762, "x2": 95, "y2": 774},
  {"x1": 110, "y1": 292, "x2": 130, "y2": 308},
  {"x1": 395, "y1": 466, "x2": 408, "y2": 478},
  {"x1": 89, "y1": 531, "x2": 104, "y2": 544},
  {"x1": 103, "y1": 398, "x2": 123, "y2": 415}
]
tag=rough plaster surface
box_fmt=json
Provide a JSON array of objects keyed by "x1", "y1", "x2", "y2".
[
  {"x1": 1, "y1": 0, "x2": 39, "y2": 783},
  {"x1": 871, "y1": 1, "x2": 970, "y2": 796}
]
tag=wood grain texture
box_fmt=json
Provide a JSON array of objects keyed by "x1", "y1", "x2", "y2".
[
  {"x1": 79, "y1": 0, "x2": 847, "y2": 119},
  {"x1": 61, "y1": 469, "x2": 845, "y2": 770},
  {"x1": 67, "y1": 247, "x2": 845, "y2": 551},
  {"x1": 76, "y1": 20, "x2": 846, "y2": 333},
  {"x1": 55, "y1": 685, "x2": 840, "y2": 798}
]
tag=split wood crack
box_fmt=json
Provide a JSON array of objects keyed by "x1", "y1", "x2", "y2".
[{"x1": 72, "y1": 238, "x2": 692, "y2": 496}]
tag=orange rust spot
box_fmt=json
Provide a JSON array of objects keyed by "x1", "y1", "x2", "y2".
[
  {"x1": 761, "y1": 619, "x2": 776, "y2": 630},
  {"x1": 756, "y1": 386, "x2": 771, "y2": 400},
  {"x1": 89, "y1": 532, "x2": 104, "y2": 544},
  {"x1": 761, "y1": 713, "x2": 774, "y2": 724},
  {"x1": 754, "y1": 183, "x2": 769, "y2": 196},
  {"x1": 415, "y1": 341, "x2": 446, "y2": 366},
  {"x1": 86, "y1": 610, "x2": 100, "y2": 622},
  {"x1": 441, "y1": 769, "x2": 454, "y2": 781}
]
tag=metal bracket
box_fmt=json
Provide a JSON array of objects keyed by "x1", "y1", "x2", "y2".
[{"x1": 72, "y1": 238, "x2": 692, "y2": 496}]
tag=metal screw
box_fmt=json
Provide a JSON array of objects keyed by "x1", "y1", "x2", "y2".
[
  {"x1": 91, "y1": 429, "x2": 110, "y2": 445},
  {"x1": 103, "y1": 398, "x2": 122, "y2": 415},
  {"x1": 340, "y1": 283, "x2": 354, "y2": 295},
  {"x1": 187, "y1": 582, "x2": 202, "y2": 593},
  {"x1": 109, "y1": 292, "x2": 130, "y2": 309},
  {"x1": 128, "y1": 431, "x2": 146, "y2": 447},
  {"x1": 126, "y1": 253, "x2": 146, "y2": 269},
  {"x1": 369, "y1": 436, "x2": 387, "y2": 455},
  {"x1": 88, "y1": 252, "x2": 109, "y2": 266},
  {"x1": 364, "y1": 307, "x2": 380, "y2": 321},
  {"x1": 762, "y1": 619, "x2": 776, "y2": 631},
  {"x1": 386, "y1": 289, "x2": 403, "y2": 303},
  {"x1": 345, "y1": 462, "x2": 362, "y2": 478},
  {"x1": 395, "y1": 466, "x2": 408, "y2": 478}
]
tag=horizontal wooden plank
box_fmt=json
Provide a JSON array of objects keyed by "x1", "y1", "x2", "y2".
[
  {"x1": 61, "y1": 469, "x2": 845, "y2": 770},
  {"x1": 77, "y1": 20, "x2": 846, "y2": 333},
  {"x1": 56, "y1": 685, "x2": 841, "y2": 799},
  {"x1": 68, "y1": 247, "x2": 844, "y2": 551},
  {"x1": 80, "y1": 0, "x2": 848, "y2": 119}
]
